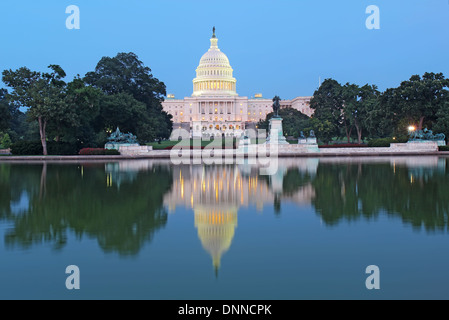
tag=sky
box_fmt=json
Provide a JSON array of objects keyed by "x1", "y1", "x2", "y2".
[{"x1": 0, "y1": 0, "x2": 448, "y2": 100}]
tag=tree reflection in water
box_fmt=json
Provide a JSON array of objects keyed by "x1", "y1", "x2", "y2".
[
  {"x1": 0, "y1": 161, "x2": 172, "y2": 255},
  {"x1": 0, "y1": 156, "x2": 448, "y2": 261}
]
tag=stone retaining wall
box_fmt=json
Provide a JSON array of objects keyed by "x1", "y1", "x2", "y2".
[{"x1": 118, "y1": 145, "x2": 153, "y2": 155}]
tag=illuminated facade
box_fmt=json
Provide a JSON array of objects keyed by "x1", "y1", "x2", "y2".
[{"x1": 162, "y1": 29, "x2": 313, "y2": 138}]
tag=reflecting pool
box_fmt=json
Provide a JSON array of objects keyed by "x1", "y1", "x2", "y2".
[{"x1": 0, "y1": 157, "x2": 448, "y2": 299}]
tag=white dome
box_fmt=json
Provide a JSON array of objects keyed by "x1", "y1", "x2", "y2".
[
  {"x1": 199, "y1": 49, "x2": 230, "y2": 68},
  {"x1": 192, "y1": 30, "x2": 237, "y2": 97}
]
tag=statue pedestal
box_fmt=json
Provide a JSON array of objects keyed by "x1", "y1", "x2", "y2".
[
  {"x1": 266, "y1": 117, "x2": 289, "y2": 145},
  {"x1": 105, "y1": 142, "x2": 139, "y2": 150},
  {"x1": 298, "y1": 138, "x2": 307, "y2": 144},
  {"x1": 306, "y1": 137, "x2": 317, "y2": 145}
]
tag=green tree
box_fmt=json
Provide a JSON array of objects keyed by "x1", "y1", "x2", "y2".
[
  {"x1": 365, "y1": 88, "x2": 398, "y2": 139},
  {"x1": 342, "y1": 83, "x2": 380, "y2": 143},
  {"x1": 2, "y1": 65, "x2": 68, "y2": 155},
  {"x1": 309, "y1": 79, "x2": 343, "y2": 143},
  {"x1": 97, "y1": 92, "x2": 149, "y2": 138},
  {"x1": 0, "y1": 89, "x2": 11, "y2": 132},
  {"x1": 85, "y1": 52, "x2": 172, "y2": 142},
  {"x1": 257, "y1": 107, "x2": 311, "y2": 138},
  {"x1": 433, "y1": 98, "x2": 449, "y2": 143},
  {"x1": 59, "y1": 77, "x2": 103, "y2": 147},
  {"x1": 395, "y1": 72, "x2": 449, "y2": 131},
  {"x1": 0, "y1": 133, "x2": 12, "y2": 149}
]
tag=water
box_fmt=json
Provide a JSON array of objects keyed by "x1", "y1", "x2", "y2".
[{"x1": 0, "y1": 157, "x2": 448, "y2": 299}]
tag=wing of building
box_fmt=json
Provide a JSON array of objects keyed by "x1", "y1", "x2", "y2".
[{"x1": 162, "y1": 28, "x2": 314, "y2": 138}]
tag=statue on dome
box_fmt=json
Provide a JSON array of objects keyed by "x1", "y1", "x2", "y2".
[
  {"x1": 212, "y1": 26, "x2": 216, "y2": 38},
  {"x1": 272, "y1": 96, "x2": 281, "y2": 118}
]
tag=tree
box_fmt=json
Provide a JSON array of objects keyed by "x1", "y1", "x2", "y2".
[
  {"x1": 395, "y1": 72, "x2": 449, "y2": 131},
  {"x1": 58, "y1": 77, "x2": 103, "y2": 147},
  {"x1": 340, "y1": 83, "x2": 357, "y2": 143},
  {"x1": 257, "y1": 107, "x2": 311, "y2": 138},
  {"x1": 0, "y1": 89, "x2": 11, "y2": 132},
  {"x1": 309, "y1": 79, "x2": 343, "y2": 143},
  {"x1": 364, "y1": 88, "x2": 396, "y2": 139},
  {"x1": 433, "y1": 97, "x2": 449, "y2": 143},
  {"x1": 85, "y1": 52, "x2": 172, "y2": 141},
  {"x1": 342, "y1": 83, "x2": 380, "y2": 143},
  {"x1": 96, "y1": 92, "x2": 148, "y2": 136},
  {"x1": 0, "y1": 133, "x2": 12, "y2": 149},
  {"x1": 2, "y1": 65, "x2": 68, "y2": 155}
]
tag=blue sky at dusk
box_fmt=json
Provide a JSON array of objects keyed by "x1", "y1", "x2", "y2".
[{"x1": 1, "y1": 0, "x2": 448, "y2": 99}]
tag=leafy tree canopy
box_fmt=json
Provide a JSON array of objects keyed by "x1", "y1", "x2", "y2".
[{"x1": 258, "y1": 107, "x2": 311, "y2": 138}]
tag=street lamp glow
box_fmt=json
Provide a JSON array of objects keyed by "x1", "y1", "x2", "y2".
[{"x1": 408, "y1": 126, "x2": 416, "y2": 132}]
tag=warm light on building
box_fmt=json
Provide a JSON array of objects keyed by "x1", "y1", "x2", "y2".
[{"x1": 162, "y1": 28, "x2": 314, "y2": 138}]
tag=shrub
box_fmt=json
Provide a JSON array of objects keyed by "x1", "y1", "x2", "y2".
[
  {"x1": 47, "y1": 141, "x2": 78, "y2": 155},
  {"x1": 367, "y1": 137, "x2": 408, "y2": 147},
  {"x1": 367, "y1": 138, "x2": 391, "y2": 147},
  {"x1": 0, "y1": 133, "x2": 12, "y2": 149},
  {"x1": 79, "y1": 148, "x2": 120, "y2": 155},
  {"x1": 105, "y1": 149, "x2": 120, "y2": 155},
  {"x1": 439, "y1": 146, "x2": 449, "y2": 152},
  {"x1": 11, "y1": 141, "x2": 43, "y2": 155},
  {"x1": 10, "y1": 141, "x2": 79, "y2": 155}
]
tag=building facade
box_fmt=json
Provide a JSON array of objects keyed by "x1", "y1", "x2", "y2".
[{"x1": 162, "y1": 29, "x2": 313, "y2": 138}]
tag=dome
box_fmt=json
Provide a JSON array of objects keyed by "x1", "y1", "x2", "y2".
[
  {"x1": 194, "y1": 205, "x2": 238, "y2": 274},
  {"x1": 192, "y1": 28, "x2": 237, "y2": 97}
]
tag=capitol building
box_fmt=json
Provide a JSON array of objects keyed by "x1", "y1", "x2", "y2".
[{"x1": 162, "y1": 28, "x2": 313, "y2": 138}]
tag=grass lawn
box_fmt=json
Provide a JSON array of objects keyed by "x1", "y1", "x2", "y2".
[{"x1": 147, "y1": 139, "x2": 216, "y2": 150}]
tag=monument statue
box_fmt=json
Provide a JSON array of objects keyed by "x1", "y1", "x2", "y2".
[
  {"x1": 272, "y1": 96, "x2": 281, "y2": 118},
  {"x1": 108, "y1": 127, "x2": 138, "y2": 144},
  {"x1": 310, "y1": 130, "x2": 315, "y2": 138},
  {"x1": 409, "y1": 128, "x2": 445, "y2": 142},
  {"x1": 266, "y1": 95, "x2": 288, "y2": 145},
  {"x1": 299, "y1": 131, "x2": 306, "y2": 139}
]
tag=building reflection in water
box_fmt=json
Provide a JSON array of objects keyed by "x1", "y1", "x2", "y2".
[
  {"x1": 163, "y1": 159, "x2": 319, "y2": 273},
  {"x1": 1, "y1": 156, "x2": 446, "y2": 261}
]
